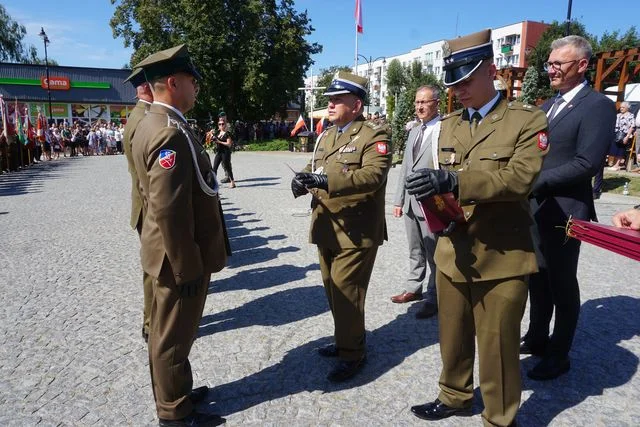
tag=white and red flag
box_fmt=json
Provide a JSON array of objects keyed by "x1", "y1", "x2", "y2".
[{"x1": 355, "y1": 0, "x2": 363, "y2": 34}]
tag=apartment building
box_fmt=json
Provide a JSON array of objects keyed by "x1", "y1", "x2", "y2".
[{"x1": 340, "y1": 20, "x2": 549, "y2": 114}]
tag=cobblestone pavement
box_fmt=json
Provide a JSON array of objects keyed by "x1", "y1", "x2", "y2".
[{"x1": 1, "y1": 152, "x2": 639, "y2": 427}]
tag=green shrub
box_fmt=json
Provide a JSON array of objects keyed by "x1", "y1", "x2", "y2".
[{"x1": 243, "y1": 139, "x2": 291, "y2": 151}]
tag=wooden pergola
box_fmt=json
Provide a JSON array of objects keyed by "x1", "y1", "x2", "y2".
[{"x1": 593, "y1": 47, "x2": 640, "y2": 107}]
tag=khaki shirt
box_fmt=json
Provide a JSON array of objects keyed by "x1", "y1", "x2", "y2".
[
  {"x1": 132, "y1": 103, "x2": 227, "y2": 284},
  {"x1": 435, "y1": 98, "x2": 549, "y2": 282},
  {"x1": 304, "y1": 116, "x2": 392, "y2": 250}
]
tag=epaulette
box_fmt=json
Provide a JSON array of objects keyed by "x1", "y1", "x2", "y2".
[
  {"x1": 507, "y1": 101, "x2": 536, "y2": 111},
  {"x1": 364, "y1": 120, "x2": 388, "y2": 131},
  {"x1": 442, "y1": 108, "x2": 463, "y2": 120}
]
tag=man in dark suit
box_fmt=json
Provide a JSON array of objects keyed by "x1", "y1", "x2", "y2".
[
  {"x1": 123, "y1": 68, "x2": 154, "y2": 342},
  {"x1": 390, "y1": 85, "x2": 441, "y2": 319},
  {"x1": 132, "y1": 45, "x2": 228, "y2": 426},
  {"x1": 522, "y1": 35, "x2": 616, "y2": 381}
]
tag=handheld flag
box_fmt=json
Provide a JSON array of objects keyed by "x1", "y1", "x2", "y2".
[
  {"x1": 290, "y1": 115, "x2": 307, "y2": 137},
  {"x1": 355, "y1": 0, "x2": 363, "y2": 34}
]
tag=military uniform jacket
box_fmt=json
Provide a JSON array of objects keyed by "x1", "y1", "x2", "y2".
[
  {"x1": 123, "y1": 100, "x2": 149, "y2": 229},
  {"x1": 435, "y1": 98, "x2": 548, "y2": 283},
  {"x1": 132, "y1": 103, "x2": 227, "y2": 285},
  {"x1": 304, "y1": 116, "x2": 392, "y2": 250}
]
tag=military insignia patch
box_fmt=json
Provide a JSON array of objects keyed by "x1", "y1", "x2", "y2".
[
  {"x1": 159, "y1": 149, "x2": 177, "y2": 169},
  {"x1": 537, "y1": 132, "x2": 549, "y2": 150},
  {"x1": 375, "y1": 142, "x2": 388, "y2": 154},
  {"x1": 442, "y1": 41, "x2": 451, "y2": 57}
]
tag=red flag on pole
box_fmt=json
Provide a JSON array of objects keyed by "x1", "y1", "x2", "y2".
[
  {"x1": 355, "y1": 0, "x2": 363, "y2": 34},
  {"x1": 315, "y1": 118, "x2": 324, "y2": 135},
  {"x1": 290, "y1": 115, "x2": 307, "y2": 137}
]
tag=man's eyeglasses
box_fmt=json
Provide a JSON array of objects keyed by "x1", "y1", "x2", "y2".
[
  {"x1": 543, "y1": 59, "x2": 579, "y2": 72},
  {"x1": 218, "y1": 123, "x2": 225, "y2": 126},
  {"x1": 414, "y1": 99, "x2": 439, "y2": 106}
]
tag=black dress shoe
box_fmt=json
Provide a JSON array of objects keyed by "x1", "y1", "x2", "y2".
[
  {"x1": 415, "y1": 302, "x2": 438, "y2": 319},
  {"x1": 519, "y1": 339, "x2": 547, "y2": 357},
  {"x1": 411, "y1": 398, "x2": 472, "y2": 420},
  {"x1": 220, "y1": 177, "x2": 230, "y2": 183},
  {"x1": 327, "y1": 356, "x2": 366, "y2": 382},
  {"x1": 158, "y1": 411, "x2": 225, "y2": 426},
  {"x1": 189, "y1": 386, "x2": 209, "y2": 403},
  {"x1": 527, "y1": 356, "x2": 570, "y2": 381},
  {"x1": 317, "y1": 343, "x2": 339, "y2": 358},
  {"x1": 142, "y1": 328, "x2": 149, "y2": 343}
]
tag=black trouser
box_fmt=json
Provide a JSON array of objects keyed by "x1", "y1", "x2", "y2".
[
  {"x1": 526, "y1": 221, "x2": 582, "y2": 358},
  {"x1": 213, "y1": 148, "x2": 233, "y2": 180},
  {"x1": 592, "y1": 156, "x2": 606, "y2": 194}
]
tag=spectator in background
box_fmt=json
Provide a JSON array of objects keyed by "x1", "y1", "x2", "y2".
[
  {"x1": 212, "y1": 114, "x2": 236, "y2": 188},
  {"x1": 608, "y1": 101, "x2": 635, "y2": 170}
]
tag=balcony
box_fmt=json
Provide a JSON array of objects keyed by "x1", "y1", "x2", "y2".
[{"x1": 501, "y1": 44, "x2": 513, "y2": 54}]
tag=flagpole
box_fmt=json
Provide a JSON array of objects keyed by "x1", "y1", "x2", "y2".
[{"x1": 310, "y1": 66, "x2": 314, "y2": 138}]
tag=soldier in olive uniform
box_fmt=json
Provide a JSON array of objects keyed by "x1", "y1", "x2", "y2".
[
  {"x1": 131, "y1": 45, "x2": 228, "y2": 426},
  {"x1": 406, "y1": 30, "x2": 548, "y2": 426},
  {"x1": 291, "y1": 71, "x2": 392, "y2": 382},
  {"x1": 123, "y1": 67, "x2": 154, "y2": 342}
]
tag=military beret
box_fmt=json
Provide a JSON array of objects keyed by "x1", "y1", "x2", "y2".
[
  {"x1": 323, "y1": 71, "x2": 368, "y2": 100},
  {"x1": 123, "y1": 68, "x2": 147, "y2": 87},
  {"x1": 133, "y1": 44, "x2": 202, "y2": 82},
  {"x1": 442, "y1": 29, "x2": 494, "y2": 86}
]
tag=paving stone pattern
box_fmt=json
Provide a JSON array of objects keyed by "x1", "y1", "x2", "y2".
[{"x1": 0, "y1": 152, "x2": 639, "y2": 426}]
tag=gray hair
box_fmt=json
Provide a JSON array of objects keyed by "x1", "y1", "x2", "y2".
[
  {"x1": 416, "y1": 85, "x2": 441, "y2": 101},
  {"x1": 620, "y1": 101, "x2": 631, "y2": 109},
  {"x1": 550, "y1": 35, "x2": 593, "y2": 60}
]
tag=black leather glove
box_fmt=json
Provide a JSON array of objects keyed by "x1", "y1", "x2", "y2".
[
  {"x1": 405, "y1": 169, "x2": 458, "y2": 201},
  {"x1": 295, "y1": 173, "x2": 328, "y2": 191},
  {"x1": 179, "y1": 277, "x2": 202, "y2": 298},
  {"x1": 291, "y1": 176, "x2": 309, "y2": 198}
]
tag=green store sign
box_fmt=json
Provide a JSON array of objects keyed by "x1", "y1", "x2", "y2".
[{"x1": 0, "y1": 77, "x2": 110, "y2": 89}]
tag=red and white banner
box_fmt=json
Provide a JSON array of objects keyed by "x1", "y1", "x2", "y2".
[{"x1": 355, "y1": 0, "x2": 363, "y2": 34}]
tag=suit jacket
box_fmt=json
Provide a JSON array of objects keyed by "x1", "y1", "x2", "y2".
[
  {"x1": 132, "y1": 103, "x2": 227, "y2": 284},
  {"x1": 532, "y1": 84, "x2": 616, "y2": 225},
  {"x1": 303, "y1": 116, "x2": 392, "y2": 250},
  {"x1": 123, "y1": 100, "x2": 150, "y2": 229},
  {"x1": 435, "y1": 98, "x2": 548, "y2": 282},
  {"x1": 393, "y1": 118, "x2": 441, "y2": 217}
]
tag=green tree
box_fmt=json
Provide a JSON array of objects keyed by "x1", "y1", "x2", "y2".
[
  {"x1": 595, "y1": 27, "x2": 640, "y2": 52},
  {"x1": 519, "y1": 66, "x2": 542, "y2": 104},
  {"x1": 313, "y1": 65, "x2": 352, "y2": 109},
  {"x1": 384, "y1": 58, "x2": 406, "y2": 99},
  {"x1": 0, "y1": 5, "x2": 50, "y2": 63},
  {"x1": 110, "y1": 0, "x2": 322, "y2": 121}
]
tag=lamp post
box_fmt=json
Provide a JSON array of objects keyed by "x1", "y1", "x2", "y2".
[
  {"x1": 38, "y1": 27, "x2": 53, "y2": 125},
  {"x1": 565, "y1": 0, "x2": 573, "y2": 36},
  {"x1": 356, "y1": 55, "x2": 386, "y2": 115}
]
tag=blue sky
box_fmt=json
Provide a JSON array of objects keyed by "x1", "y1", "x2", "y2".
[{"x1": 7, "y1": 0, "x2": 638, "y2": 73}]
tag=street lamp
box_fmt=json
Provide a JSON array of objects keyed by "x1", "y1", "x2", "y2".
[
  {"x1": 38, "y1": 27, "x2": 53, "y2": 125},
  {"x1": 356, "y1": 54, "x2": 386, "y2": 115}
]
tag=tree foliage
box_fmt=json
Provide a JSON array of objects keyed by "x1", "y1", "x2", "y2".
[
  {"x1": 384, "y1": 58, "x2": 406, "y2": 97},
  {"x1": 519, "y1": 66, "x2": 542, "y2": 105},
  {"x1": 313, "y1": 65, "x2": 352, "y2": 109},
  {"x1": 110, "y1": 0, "x2": 322, "y2": 121},
  {"x1": 0, "y1": 5, "x2": 53, "y2": 64}
]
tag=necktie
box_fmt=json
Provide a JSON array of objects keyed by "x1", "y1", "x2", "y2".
[
  {"x1": 547, "y1": 96, "x2": 565, "y2": 120},
  {"x1": 470, "y1": 111, "x2": 482, "y2": 137},
  {"x1": 412, "y1": 123, "x2": 427, "y2": 159}
]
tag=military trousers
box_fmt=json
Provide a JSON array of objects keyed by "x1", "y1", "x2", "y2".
[
  {"x1": 136, "y1": 218, "x2": 153, "y2": 336},
  {"x1": 318, "y1": 246, "x2": 378, "y2": 361},
  {"x1": 148, "y1": 269, "x2": 209, "y2": 420},
  {"x1": 436, "y1": 270, "x2": 527, "y2": 427}
]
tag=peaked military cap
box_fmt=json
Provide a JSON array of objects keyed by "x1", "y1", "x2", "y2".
[
  {"x1": 123, "y1": 67, "x2": 147, "y2": 87},
  {"x1": 133, "y1": 44, "x2": 202, "y2": 82},
  {"x1": 323, "y1": 71, "x2": 368, "y2": 99},
  {"x1": 442, "y1": 29, "x2": 494, "y2": 86}
]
